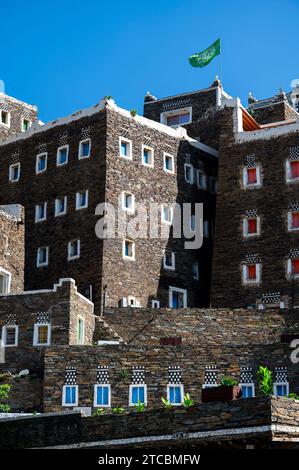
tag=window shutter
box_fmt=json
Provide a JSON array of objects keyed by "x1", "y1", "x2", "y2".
[
  {"x1": 247, "y1": 168, "x2": 257, "y2": 184},
  {"x1": 291, "y1": 161, "x2": 299, "y2": 178}
]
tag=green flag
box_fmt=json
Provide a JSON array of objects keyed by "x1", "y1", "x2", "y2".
[{"x1": 189, "y1": 38, "x2": 221, "y2": 68}]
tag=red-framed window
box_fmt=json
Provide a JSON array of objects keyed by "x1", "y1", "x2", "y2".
[
  {"x1": 247, "y1": 168, "x2": 257, "y2": 185},
  {"x1": 247, "y1": 264, "x2": 257, "y2": 280},
  {"x1": 247, "y1": 218, "x2": 257, "y2": 234},
  {"x1": 291, "y1": 212, "x2": 299, "y2": 229},
  {"x1": 292, "y1": 258, "x2": 299, "y2": 275},
  {"x1": 290, "y1": 161, "x2": 299, "y2": 179}
]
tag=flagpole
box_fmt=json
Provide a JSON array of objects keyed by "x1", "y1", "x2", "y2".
[{"x1": 219, "y1": 37, "x2": 223, "y2": 84}]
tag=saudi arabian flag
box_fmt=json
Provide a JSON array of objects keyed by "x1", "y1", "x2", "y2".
[{"x1": 189, "y1": 38, "x2": 221, "y2": 68}]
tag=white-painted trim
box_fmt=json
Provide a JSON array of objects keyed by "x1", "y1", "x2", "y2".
[
  {"x1": 242, "y1": 263, "x2": 261, "y2": 285},
  {"x1": 62, "y1": 385, "x2": 78, "y2": 407},
  {"x1": 0, "y1": 267, "x2": 12, "y2": 294},
  {"x1": 55, "y1": 196, "x2": 67, "y2": 217},
  {"x1": 239, "y1": 383, "x2": 255, "y2": 398},
  {"x1": 129, "y1": 384, "x2": 147, "y2": 407},
  {"x1": 93, "y1": 384, "x2": 111, "y2": 408},
  {"x1": 286, "y1": 159, "x2": 299, "y2": 184},
  {"x1": 163, "y1": 153, "x2": 175, "y2": 174},
  {"x1": 56, "y1": 145, "x2": 69, "y2": 166},
  {"x1": 288, "y1": 211, "x2": 299, "y2": 232},
  {"x1": 151, "y1": 299, "x2": 160, "y2": 309},
  {"x1": 167, "y1": 383, "x2": 184, "y2": 405},
  {"x1": 161, "y1": 205, "x2": 173, "y2": 225},
  {"x1": 141, "y1": 144, "x2": 154, "y2": 167},
  {"x1": 1, "y1": 325, "x2": 18, "y2": 347},
  {"x1": 0, "y1": 110, "x2": 11, "y2": 128},
  {"x1": 9, "y1": 163, "x2": 20, "y2": 182},
  {"x1": 122, "y1": 239, "x2": 135, "y2": 261},
  {"x1": 168, "y1": 286, "x2": 187, "y2": 308},
  {"x1": 78, "y1": 138, "x2": 91, "y2": 160},
  {"x1": 119, "y1": 137, "x2": 132, "y2": 160},
  {"x1": 160, "y1": 106, "x2": 192, "y2": 127},
  {"x1": 121, "y1": 191, "x2": 135, "y2": 214},
  {"x1": 35, "y1": 152, "x2": 48, "y2": 174},
  {"x1": 35, "y1": 202, "x2": 47, "y2": 223},
  {"x1": 163, "y1": 251, "x2": 175, "y2": 271},
  {"x1": 75, "y1": 190, "x2": 89, "y2": 210},
  {"x1": 287, "y1": 258, "x2": 299, "y2": 279},
  {"x1": 242, "y1": 166, "x2": 262, "y2": 189},
  {"x1": 273, "y1": 382, "x2": 289, "y2": 397},
  {"x1": 184, "y1": 163, "x2": 193, "y2": 184},
  {"x1": 68, "y1": 239, "x2": 80, "y2": 261},
  {"x1": 33, "y1": 323, "x2": 51, "y2": 346},
  {"x1": 36, "y1": 246, "x2": 49, "y2": 267},
  {"x1": 184, "y1": 136, "x2": 219, "y2": 158},
  {"x1": 243, "y1": 216, "x2": 261, "y2": 238},
  {"x1": 21, "y1": 117, "x2": 31, "y2": 133}
]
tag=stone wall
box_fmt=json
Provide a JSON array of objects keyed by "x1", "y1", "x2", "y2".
[{"x1": 0, "y1": 93, "x2": 38, "y2": 141}]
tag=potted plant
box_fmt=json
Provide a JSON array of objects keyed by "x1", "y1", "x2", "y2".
[
  {"x1": 256, "y1": 366, "x2": 273, "y2": 395},
  {"x1": 201, "y1": 376, "x2": 242, "y2": 403}
]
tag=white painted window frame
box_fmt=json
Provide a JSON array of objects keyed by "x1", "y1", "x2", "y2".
[
  {"x1": 287, "y1": 211, "x2": 299, "y2": 232},
  {"x1": 122, "y1": 239, "x2": 135, "y2": 261},
  {"x1": 121, "y1": 191, "x2": 135, "y2": 214},
  {"x1": 56, "y1": 144, "x2": 69, "y2": 166},
  {"x1": 62, "y1": 385, "x2": 79, "y2": 407},
  {"x1": 0, "y1": 110, "x2": 11, "y2": 128},
  {"x1": 33, "y1": 323, "x2": 51, "y2": 346},
  {"x1": 21, "y1": 117, "x2": 31, "y2": 132},
  {"x1": 273, "y1": 382, "x2": 289, "y2": 397},
  {"x1": 55, "y1": 196, "x2": 67, "y2": 217},
  {"x1": 163, "y1": 153, "x2": 175, "y2": 174},
  {"x1": 78, "y1": 138, "x2": 91, "y2": 160},
  {"x1": 243, "y1": 216, "x2": 261, "y2": 238},
  {"x1": 287, "y1": 258, "x2": 299, "y2": 279},
  {"x1": 75, "y1": 190, "x2": 89, "y2": 210},
  {"x1": 240, "y1": 383, "x2": 255, "y2": 398},
  {"x1": 93, "y1": 384, "x2": 111, "y2": 408},
  {"x1": 35, "y1": 202, "x2": 47, "y2": 223},
  {"x1": 184, "y1": 163, "x2": 193, "y2": 184},
  {"x1": 160, "y1": 106, "x2": 192, "y2": 127},
  {"x1": 161, "y1": 205, "x2": 173, "y2": 225},
  {"x1": 167, "y1": 383, "x2": 184, "y2": 405},
  {"x1": 141, "y1": 144, "x2": 154, "y2": 168},
  {"x1": 68, "y1": 239, "x2": 80, "y2": 261},
  {"x1": 163, "y1": 251, "x2": 175, "y2": 271},
  {"x1": 129, "y1": 384, "x2": 147, "y2": 407},
  {"x1": 242, "y1": 166, "x2": 262, "y2": 189},
  {"x1": 119, "y1": 137, "x2": 132, "y2": 160},
  {"x1": 9, "y1": 162, "x2": 20, "y2": 182},
  {"x1": 1, "y1": 325, "x2": 18, "y2": 347},
  {"x1": 0, "y1": 267, "x2": 12, "y2": 295},
  {"x1": 36, "y1": 246, "x2": 49, "y2": 267},
  {"x1": 168, "y1": 286, "x2": 187, "y2": 308},
  {"x1": 77, "y1": 316, "x2": 85, "y2": 345},
  {"x1": 242, "y1": 263, "x2": 261, "y2": 284},
  {"x1": 151, "y1": 300, "x2": 160, "y2": 309},
  {"x1": 35, "y1": 152, "x2": 48, "y2": 174},
  {"x1": 286, "y1": 159, "x2": 299, "y2": 183}
]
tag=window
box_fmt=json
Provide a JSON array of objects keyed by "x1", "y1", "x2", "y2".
[
  {"x1": 240, "y1": 384, "x2": 255, "y2": 398},
  {"x1": 167, "y1": 384, "x2": 183, "y2": 405},
  {"x1": 123, "y1": 240, "x2": 135, "y2": 260},
  {"x1": 121, "y1": 192, "x2": 135, "y2": 213},
  {"x1": 161, "y1": 107, "x2": 192, "y2": 127},
  {"x1": 288, "y1": 211, "x2": 299, "y2": 231},
  {"x1": 142, "y1": 145, "x2": 154, "y2": 167},
  {"x1": 36, "y1": 153, "x2": 47, "y2": 174},
  {"x1": 243, "y1": 216, "x2": 260, "y2": 237},
  {"x1": 57, "y1": 145, "x2": 69, "y2": 166},
  {"x1": 119, "y1": 137, "x2": 132, "y2": 160},
  {"x1": 62, "y1": 385, "x2": 78, "y2": 407},
  {"x1": 287, "y1": 258, "x2": 299, "y2": 278},
  {"x1": 151, "y1": 300, "x2": 160, "y2": 309},
  {"x1": 242, "y1": 263, "x2": 261, "y2": 284},
  {"x1": 210, "y1": 177, "x2": 218, "y2": 193},
  {"x1": 286, "y1": 160, "x2": 299, "y2": 182},
  {"x1": 2, "y1": 325, "x2": 18, "y2": 347},
  {"x1": 203, "y1": 220, "x2": 209, "y2": 238},
  {"x1": 163, "y1": 153, "x2": 175, "y2": 174},
  {"x1": 33, "y1": 323, "x2": 51, "y2": 346},
  {"x1": 76, "y1": 190, "x2": 88, "y2": 210},
  {"x1": 36, "y1": 247, "x2": 49, "y2": 267},
  {"x1": 184, "y1": 164, "x2": 193, "y2": 184},
  {"x1": 273, "y1": 382, "x2": 289, "y2": 397},
  {"x1": 129, "y1": 384, "x2": 147, "y2": 406},
  {"x1": 127, "y1": 296, "x2": 140, "y2": 307},
  {"x1": 243, "y1": 166, "x2": 261, "y2": 188},
  {"x1": 94, "y1": 384, "x2": 111, "y2": 407},
  {"x1": 169, "y1": 286, "x2": 187, "y2": 308},
  {"x1": 68, "y1": 240, "x2": 80, "y2": 260},
  {"x1": 161, "y1": 205, "x2": 173, "y2": 224},
  {"x1": 35, "y1": 203, "x2": 47, "y2": 223},
  {"x1": 55, "y1": 197, "x2": 67, "y2": 217},
  {"x1": 77, "y1": 317, "x2": 85, "y2": 345},
  {"x1": 0, "y1": 268, "x2": 11, "y2": 294},
  {"x1": 9, "y1": 163, "x2": 20, "y2": 182},
  {"x1": 192, "y1": 261, "x2": 199, "y2": 280},
  {"x1": 163, "y1": 251, "x2": 175, "y2": 271},
  {"x1": 197, "y1": 170, "x2": 207, "y2": 190},
  {"x1": 22, "y1": 118, "x2": 31, "y2": 132},
  {"x1": 78, "y1": 138, "x2": 91, "y2": 159},
  {"x1": 0, "y1": 110, "x2": 10, "y2": 127}
]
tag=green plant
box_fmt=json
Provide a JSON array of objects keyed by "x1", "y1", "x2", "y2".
[
  {"x1": 104, "y1": 95, "x2": 112, "y2": 100},
  {"x1": 92, "y1": 408, "x2": 105, "y2": 416},
  {"x1": 220, "y1": 376, "x2": 238, "y2": 387},
  {"x1": 0, "y1": 384, "x2": 11, "y2": 413},
  {"x1": 257, "y1": 366, "x2": 273, "y2": 395},
  {"x1": 130, "y1": 109, "x2": 137, "y2": 117},
  {"x1": 134, "y1": 400, "x2": 145, "y2": 412},
  {"x1": 111, "y1": 407, "x2": 125, "y2": 414},
  {"x1": 183, "y1": 393, "x2": 194, "y2": 408},
  {"x1": 288, "y1": 393, "x2": 299, "y2": 400},
  {"x1": 120, "y1": 369, "x2": 129, "y2": 380},
  {"x1": 161, "y1": 397, "x2": 172, "y2": 409},
  {"x1": 0, "y1": 404, "x2": 11, "y2": 412}
]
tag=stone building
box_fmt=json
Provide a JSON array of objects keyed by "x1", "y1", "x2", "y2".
[{"x1": 0, "y1": 92, "x2": 38, "y2": 141}]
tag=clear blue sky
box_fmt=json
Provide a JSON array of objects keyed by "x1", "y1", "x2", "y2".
[{"x1": 1, "y1": 0, "x2": 299, "y2": 122}]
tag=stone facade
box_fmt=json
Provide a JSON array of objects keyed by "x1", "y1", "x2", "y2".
[{"x1": 0, "y1": 93, "x2": 38, "y2": 141}]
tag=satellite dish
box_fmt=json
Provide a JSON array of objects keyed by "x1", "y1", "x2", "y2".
[{"x1": 291, "y1": 79, "x2": 299, "y2": 90}]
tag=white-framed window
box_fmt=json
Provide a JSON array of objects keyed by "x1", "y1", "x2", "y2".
[
  {"x1": 197, "y1": 170, "x2": 207, "y2": 190},
  {"x1": 36, "y1": 246, "x2": 49, "y2": 267},
  {"x1": 273, "y1": 382, "x2": 289, "y2": 397},
  {"x1": 121, "y1": 192, "x2": 135, "y2": 213},
  {"x1": 68, "y1": 240, "x2": 80, "y2": 261},
  {"x1": 35, "y1": 153, "x2": 47, "y2": 174},
  {"x1": 129, "y1": 384, "x2": 147, "y2": 406},
  {"x1": 163, "y1": 251, "x2": 175, "y2": 271},
  {"x1": 0, "y1": 268, "x2": 11, "y2": 294},
  {"x1": 123, "y1": 239, "x2": 135, "y2": 260},
  {"x1": 77, "y1": 316, "x2": 85, "y2": 345},
  {"x1": 151, "y1": 299, "x2": 160, "y2": 309},
  {"x1": 0, "y1": 110, "x2": 10, "y2": 127},
  {"x1": 127, "y1": 296, "x2": 140, "y2": 307},
  {"x1": 169, "y1": 286, "x2": 187, "y2": 308},
  {"x1": 184, "y1": 163, "x2": 193, "y2": 184},
  {"x1": 167, "y1": 384, "x2": 184, "y2": 405},
  {"x1": 163, "y1": 153, "x2": 175, "y2": 174},
  {"x1": 55, "y1": 196, "x2": 67, "y2": 217},
  {"x1": 210, "y1": 177, "x2": 218, "y2": 193},
  {"x1": 192, "y1": 261, "x2": 199, "y2": 280},
  {"x1": 243, "y1": 216, "x2": 260, "y2": 237},
  {"x1": 142, "y1": 145, "x2": 154, "y2": 167},
  {"x1": 286, "y1": 159, "x2": 299, "y2": 183},
  {"x1": 242, "y1": 263, "x2": 261, "y2": 284},
  {"x1": 161, "y1": 205, "x2": 173, "y2": 224},
  {"x1": 94, "y1": 384, "x2": 111, "y2": 408},
  {"x1": 62, "y1": 385, "x2": 78, "y2": 407},
  {"x1": 287, "y1": 258, "x2": 299, "y2": 278},
  {"x1": 240, "y1": 383, "x2": 255, "y2": 398},
  {"x1": 78, "y1": 138, "x2": 91, "y2": 159},
  {"x1": 76, "y1": 190, "x2": 89, "y2": 210},
  {"x1": 1, "y1": 325, "x2": 18, "y2": 347},
  {"x1": 35, "y1": 202, "x2": 47, "y2": 223},
  {"x1": 33, "y1": 323, "x2": 51, "y2": 346},
  {"x1": 56, "y1": 145, "x2": 69, "y2": 166},
  {"x1": 288, "y1": 211, "x2": 299, "y2": 231},
  {"x1": 9, "y1": 163, "x2": 20, "y2": 182},
  {"x1": 203, "y1": 220, "x2": 209, "y2": 238},
  {"x1": 243, "y1": 166, "x2": 261, "y2": 188},
  {"x1": 119, "y1": 137, "x2": 132, "y2": 160},
  {"x1": 21, "y1": 118, "x2": 31, "y2": 132},
  {"x1": 160, "y1": 107, "x2": 192, "y2": 127}
]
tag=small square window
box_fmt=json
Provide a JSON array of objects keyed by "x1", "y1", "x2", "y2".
[
  {"x1": 152, "y1": 300, "x2": 160, "y2": 309},
  {"x1": 240, "y1": 384, "x2": 255, "y2": 398},
  {"x1": 288, "y1": 211, "x2": 299, "y2": 231},
  {"x1": 142, "y1": 145, "x2": 154, "y2": 167},
  {"x1": 163, "y1": 251, "x2": 175, "y2": 271},
  {"x1": 36, "y1": 153, "x2": 47, "y2": 174},
  {"x1": 2, "y1": 325, "x2": 18, "y2": 347},
  {"x1": 243, "y1": 216, "x2": 260, "y2": 237},
  {"x1": 121, "y1": 192, "x2": 135, "y2": 213},
  {"x1": 129, "y1": 384, "x2": 147, "y2": 406},
  {"x1": 123, "y1": 240, "x2": 135, "y2": 260},
  {"x1": 57, "y1": 145, "x2": 69, "y2": 166},
  {"x1": 274, "y1": 382, "x2": 289, "y2": 397},
  {"x1": 1, "y1": 110, "x2": 10, "y2": 127},
  {"x1": 169, "y1": 286, "x2": 187, "y2": 308},
  {"x1": 184, "y1": 164, "x2": 193, "y2": 184},
  {"x1": 94, "y1": 384, "x2": 111, "y2": 407},
  {"x1": 35, "y1": 203, "x2": 47, "y2": 223},
  {"x1": 243, "y1": 166, "x2": 261, "y2": 188},
  {"x1": 77, "y1": 317, "x2": 85, "y2": 345},
  {"x1": 119, "y1": 138, "x2": 132, "y2": 160},
  {"x1": 68, "y1": 240, "x2": 80, "y2": 260},
  {"x1": 62, "y1": 385, "x2": 78, "y2": 407},
  {"x1": 33, "y1": 323, "x2": 51, "y2": 346},
  {"x1": 161, "y1": 205, "x2": 173, "y2": 224},
  {"x1": 76, "y1": 190, "x2": 88, "y2": 210},
  {"x1": 161, "y1": 107, "x2": 192, "y2": 127},
  {"x1": 55, "y1": 197, "x2": 67, "y2": 216},
  {"x1": 167, "y1": 384, "x2": 183, "y2": 405},
  {"x1": 197, "y1": 170, "x2": 207, "y2": 190},
  {"x1": 243, "y1": 263, "x2": 260, "y2": 284},
  {"x1": 163, "y1": 153, "x2": 175, "y2": 173},
  {"x1": 36, "y1": 247, "x2": 49, "y2": 267},
  {"x1": 0, "y1": 269, "x2": 11, "y2": 294},
  {"x1": 287, "y1": 160, "x2": 299, "y2": 181},
  {"x1": 192, "y1": 261, "x2": 199, "y2": 280},
  {"x1": 9, "y1": 163, "x2": 20, "y2": 182},
  {"x1": 78, "y1": 139, "x2": 91, "y2": 159},
  {"x1": 22, "y1": 118, "x2": 31, "y2": 132}
]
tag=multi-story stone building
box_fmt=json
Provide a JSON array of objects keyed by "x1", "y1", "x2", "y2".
[{"x1": 0, "y1": 92, "x2": 38, "y2": 141}]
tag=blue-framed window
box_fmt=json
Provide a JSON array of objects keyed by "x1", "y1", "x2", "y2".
[
  {"x1": 274, "y1": 383, "x2": 289, "y2": 397},
  {"x1": 129, "y1": 385, "x2": 147, "y2": 406},
  {"x1": 94, "y1": 384, "x2": 110, "y2": 407},
  {"x1": 62, "y1": 385, "x2": 78, "y2": 406},
  {"x1": 240, "y1": 384, "x2": 255, "y2": 399},
  {"x1": 167, "y1": 384, "x2": 183, "y2": 405},
  {"x1": 79, "y1": 139, "x2": 91, "y2": 159}
]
